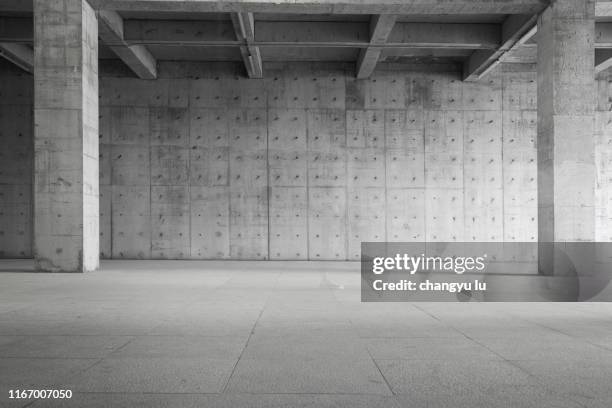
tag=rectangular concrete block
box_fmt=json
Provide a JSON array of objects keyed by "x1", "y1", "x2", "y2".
[
  {"x1": 269, "y1": 150, "x2": 307, "y2": 187},
  {"x1": 502, "y1": 72, "x2": 537, "y2": 111},
  {"x1": 267, "y1": 70, "x2": 345, "y2": 109},
  {"x1": 0, "y1": 184, "x2": 31, "y2": 258},
  {"x1": 385, "y1": 110, "x2": 424, "y2": 150},
  {"x1": 99, "y1": 185, "x2": 111, "y2": 259},
  {"x1": 464, "y1": 188, "x2": 504, "y2": 241},
  {"x1": 189, "y1": 109, "x2": 230, "y2": 148},
  {"x1": 99, "y1": 144, "x2": 111, "y2": 186},
  {"x1": 191, "y1": 186, "x2": 230, "y2": 259},
  {"x1": 425, "y1": 73, "x2": 463, "y2": 111},
  {"x1": 308, "y1": 187, "x2": 346, "y2": 260},
  {"x1": 308, "y1": 148, "x2": 346, "y2": 187},
  {"x1": 387, "y1": 148, "x2": 425, "y2": 189},
  {"x1": 347, "y1": 148, "x2": 385, "y2": 188},
  {"x1": 111, "y1": 145, "x2": 150, "y2": 186},
  {"x1": 230, "y1": 150, "x2": 267, "y2": 188},
  {"x1": 108, "y1": 107, "x2": 149, "y2": 145},
  {"x1": 151, "y1": 146, "x2": 189, "y2": 186},
  {"x1": 346, "y1": 110, "x2": 385, "y2": 148},
  {"x1": 347, "y1": 187, "x2": 385, "y2": 260},
  {"x1": 386, "y1": 188, "x2": 425, "y2": 242},
  {"x1": 230, "y1": 187, "x2": 268, "y2": 260},
  {"x1": 190, "y1": 147, "x2": 229, "y2": 187},
  {"x1": 229, "y1": 109, "x2": 267, "y2": 150},
  {"x1": 151, "y1": 186, "x2": 190, "y2": 259},
  {"x1": 112, "y1": 185, "x2": 151, "y2": 259},
  {"x1": 462, "y1": 76, "x2": 502, "y2": 111},
  {"x1": 268, "y1": 109, "x2": 307, "y2": 151},
  {"x1": 307, "y1": 109, "x2": 346, "y2": 149},
  {"x1": 425, "y1": 189, "x2": 464, "y2": 242},
  {"x1": 503, "y1": 110, "x2": 537, "y2": 242},
  {"x1": 150, "y1": 107, "x2": 189, "y2": 146},
  {"x1": 269, "y1": 187, "x2": 308, "y2": 260}
]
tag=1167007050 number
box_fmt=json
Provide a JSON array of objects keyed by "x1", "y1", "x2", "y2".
[{"x1": 8, "y1": 389, "x2": 72, "y2": 399}]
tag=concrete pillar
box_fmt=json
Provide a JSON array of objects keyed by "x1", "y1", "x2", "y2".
[
  {"x1": 537, "y1": 0, "x2": 596, "y2": 274},
  {"x1": 33, "y1": 0, "x2": 99, "y2": 272}
]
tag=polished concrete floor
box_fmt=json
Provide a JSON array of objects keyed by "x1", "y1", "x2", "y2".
[{"x1": 0, "y1": 260, "x2": 612, "y2": 407}]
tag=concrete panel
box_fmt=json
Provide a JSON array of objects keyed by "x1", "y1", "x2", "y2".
[
  {"x1": 308, "y1": 148, "x2": 346, "y2": 187},
  {"x1": 347, "y1": 148, "x2": 385, "y2": 188},
  {"x1": 151, "y1": 186, "x2": 190, "y2": 259},
  {"x1": 462, "y1": 76, "x2": 502, "y2": 111},
  {"x1": 268, "y1": 109, "x2": 307, "y2": 150},
  {"x1": 0, "y1": 184, "x2": 31, "y2": 258},
  {"x1": 269, "y1": 187, "x2": 308, "y2": 260},
  {"x1": 503, "y1": 110, "x2": 537, "y2": 242},
  {"x1": 426, "y1": 189, "x2": 464, "y2": 242},
  {"x1": 347, "y1": 188, "x2": 385, "y2": 260},
  {"x1": 269, "y1": 150, "x2": 307, "y2": 187},
  {"x1": 150, "y1": 107, "x2": 189, "y2": 146},
  {"x1": 386, "y1": 188, "x2": 425, "y2": 242},
  {"x1": 346, "y1": 110, "x2": 384, "y2": 148},
  {"x1": 112, "y1": 186, "x2": 151, "y2": 259},
  {"x1": 267, "y1": 71, "x2": 345, "y2": 109},
  {"x1": 502, "y1": 72, "x2": 537, "y2": 111},
  {"x1": 309, "y1": 187, "x2": 346, "y2": 260},
  {"x1": 191, "y1": 186, "x2": 230, "y2": 259},
  {"x1": 307, "y1": 109, "x2": 346, "y2": 149},
  {"x1": 425, "y1": 73, "x2": 463, "y2": 111},
  {"x1": 363, "y1": 74, "x2": 406, "y2": 110},
  {"x1": 385, "y1": 110, "x2": 424, "y2": 150},
  {"x1": 111, "y1": 145, "x2": 150, "y2": 186},
  {"x1": 151, "y1": 146, "x2": 189, "y2": 186},
  {"x1": 229, "y1": 109, "x2": 267, "y2": 150},
  {"x1": 99, "y1": 185, "x2": 111, "y2": 259},
  {"x1": 110, "y1": 107, "x2": 149, "y2": 145},
  {"x1": 230, "y1": 187, "x2": 268, "y2": 259},
  {"x1": 230, "y1": 150, "x2": 267, "y2": 188},
  {"x1": 190, "y1": 147, "x2": 229, "y2": 187},
  {"x1": 190, "y1": 109, "x2": 230, "y2": 148}
]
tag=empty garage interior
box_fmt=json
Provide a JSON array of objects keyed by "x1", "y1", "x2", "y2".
[{"x1": 1, "y1": 0, "x2": 612, "y2": 407}]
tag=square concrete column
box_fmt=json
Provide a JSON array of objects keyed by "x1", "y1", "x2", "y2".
[
  {"x1": 537, "y1": 0, "x2": 595, "y2": 274},
  {"x1": 33, "y1": 0, "x2": 99, "y2": 272}
]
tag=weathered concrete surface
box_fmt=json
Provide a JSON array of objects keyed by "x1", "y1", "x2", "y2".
[
  {"x1": 95, "y1": 62, "x2": 539, "y2": 261},
  {"x1": 0, "y1": 61, "x2": 32, "y2": 259},
  {"x1": 537, "y1": 0, "x2": 596, "y2": 247},
  {"x1": 33, "y1": 0, "x2": 99, "y2": 272},
  {"x1": 0, "y1": 260, "x2": 612, "y2": 407}
]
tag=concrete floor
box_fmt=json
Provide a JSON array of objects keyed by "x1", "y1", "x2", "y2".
[{"x1": 0, "y1": 261, "x2": 612, "y2": 407}]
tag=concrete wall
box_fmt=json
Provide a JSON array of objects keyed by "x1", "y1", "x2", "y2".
[
  {"x1": 97, "y1": 62, "x2": 539, "y2": 260},
  {"x1": 0, "y1": 60, "x2": 33, "y2": 258},
  {"x1": 1, "y1": 60, "x2": 611, "y2": 260}
]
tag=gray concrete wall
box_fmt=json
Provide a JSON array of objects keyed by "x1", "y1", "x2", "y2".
[
  {"x1": 1, "y1": 60, "x2": 610, "y2": 260},
  {"x1": 98, "y1": 62, "x2": 539, "y2": 260},
  {"x1": 0, "y1": 60, "x2": 33, "y2": 258}
]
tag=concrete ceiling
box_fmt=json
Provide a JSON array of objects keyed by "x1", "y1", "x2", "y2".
[{"x1": 2, "y1": 1, "x2": 612, "y2": 79}]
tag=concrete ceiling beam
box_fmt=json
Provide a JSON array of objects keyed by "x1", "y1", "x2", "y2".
[
  {"x1": 463, "y1": 14, "x2": 537, "y2": 81},
  {"x1": 84, "y1": 0, "x2": 549, "y2": 14},
  {"x1": 596, "y1": 48, "x2": 612, "y2": 73},
  {"x1": 98, "y1": 10, "x2": 157, "y2": 79},
  {"x1": 356, "y1": 14, "x2": 397, "y2": 79},
  {"x1": 231, "y1": 12, "x2": 263, "y2": 78},
  {"x1": 120, "y1": 20, "x2": 501, "y2": 49},
  {"x1": 0, "y1": 42, "x2": 33, "y2": 73}
]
